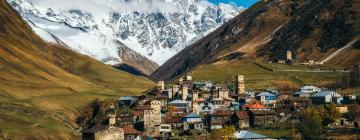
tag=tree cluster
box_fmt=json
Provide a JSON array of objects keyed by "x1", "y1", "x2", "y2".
[
  {"x1": 210, "y1": 125, "x2": 236, "y2": 140},
  {"x1": 297, "y1": 103, "x2": 341, "y2": 139}
]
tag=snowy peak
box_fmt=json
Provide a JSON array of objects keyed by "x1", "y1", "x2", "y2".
[{"x1": 8, "y1": 0, "x2": 242, "y2": 65}]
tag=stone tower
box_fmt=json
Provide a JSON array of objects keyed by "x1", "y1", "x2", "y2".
[
  {"x1": 143, "y1": 110, "x2": 161, "y2": 136},
  {"x1": 150, "y1": 100, "x2": 162, "y2": 113},
  {"x1": 157, "y1": 81, "x2": 165, "y2": 91},
  {"x1": 236, "y1": 75, "x2": 245, "y2": 95},
  {"x1": 192, "y1": 91, "x2": 199, "y2": 101},
  {"x1": 108, "y1": 114, "x2": 116, "y2": 126},
  {"x1": 286, "y1": 51, "x2": 292, "y2": 61},
  {"x1": 181, "y1": 86, "x2": 189, "y2": 101},
  {"x1": 172, "y1": 85, "x2": 180, "y2": 97},
  {"x1": 144, "y1": 100, "x2": 162, "y2": 136}
]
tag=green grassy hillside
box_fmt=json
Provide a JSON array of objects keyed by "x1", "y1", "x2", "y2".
[
  {"x1": 0, "y1": 0, "x2": 154, "y2": 139},
  {"x1": 190, "y1": 60, "x2": 342, "y2": 91}
]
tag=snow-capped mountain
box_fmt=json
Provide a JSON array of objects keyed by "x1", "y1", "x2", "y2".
[{"x1": 7, "y1": 0, "x2": 243, "y2": 66}]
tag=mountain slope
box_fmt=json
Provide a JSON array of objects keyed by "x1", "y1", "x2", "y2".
[
  {"x1": 151, "y1": 0, "x2": 360, "y2": 81},
  {"x1": 8, "y1": 0, "x2": 243, "y2": 65},
  {"x1": 0, "y1": 0, "x2": 154, "y2": 138}
]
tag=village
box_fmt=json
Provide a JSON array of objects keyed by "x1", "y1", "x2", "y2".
[{"x1": 81, "y1": 72, "x2": 360, "y2": 140}]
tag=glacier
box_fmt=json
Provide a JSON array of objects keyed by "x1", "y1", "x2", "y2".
[{"x1": 8, "y1": 0, "x2": 243, "y2": 65}]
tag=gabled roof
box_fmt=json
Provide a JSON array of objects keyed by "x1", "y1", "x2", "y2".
[
  {"x1": 123, "y1": 126, "x2": 140, "y2": 135},
  {"x1": 119, "y1": 96, "x2": 137, "y2": 101},
  {"x1": 133, "y1": 105, "x2": 152, "y2": 110},
  {"x1": 213, "y1": 109, "x2": 232, "y2": 116},
  {"x1": 184, "y1": 112, "x2": 201, "y2": 118},
  {"x1": 223, "y1": 98, "x2": 235, "y2": 101},
  {"x1": 243, "y1": 103, "x2": 265, "y2": 109},
  {"x1": 293, "y1": 91, "x2": 310, "y2": 95},
  {"x1": 311, "y1": 91, "x2": 337, "y2": 97},
  {"x1": 231, "y1": 101, "x2": 240, "y2": 105},
  {"x1": 301, "y1": 85, "x2": 320, "y2": 90},
  {"x1": 257, "y1": 92, "x2": 277, "y2": 97},
  {"x1": 212, "y1": 98, "x2": 224, "y2": 101},
  {"x1": 234, "y1": 130, "x2": 268, "y2": 139},
  {"x1": 169, "y1": 100, "x2": 189, "y2": 104},
  {"x1": 162, "y1": 116, "x2": 182, "y2": 123}
]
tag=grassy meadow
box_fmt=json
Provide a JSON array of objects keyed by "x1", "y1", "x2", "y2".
[{"x1": 190, "y1": 60, "x2": 349, "y2": 92}]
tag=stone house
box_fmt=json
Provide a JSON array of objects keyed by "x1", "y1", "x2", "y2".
[
  {"x1": 162, "y1": 115, "x2": 183, "y2": 129},
  {"x1": 210, "y1": 109, "x2": 232, "y2": 129},
  {"x1": 223, "y1": 98, "x2": 235, "y2": 108},
  {"x1": 117, "y1": 114, "x2": 133, "y2": 127},
  {"x1": 169, "y1": 100, "x2": 190, "y2": 113},
  {"x1": 212, "y1": 98, "x2": 226, "y2": 109},
  {"x1": 182, "y1": 112, "x2": 204, "y2": 130},
  {"x1": 123, "y1": 126, "x2": 140, "y2": 140},
  {"x1": 82, "y1": 125, "x2": 124, "y2": 140},
  {"x1": 288, "y1": 97, "x2": 312, "y2": 110},
  {"x1": 199, "y1": 102, "x2": 215, "y2": 115},
  {"x1": 249, "y1": 110, "x2": 276, "y2": 127},
  {"x1": 231, "y1": 111, "x2": 250, "y2": 129}
]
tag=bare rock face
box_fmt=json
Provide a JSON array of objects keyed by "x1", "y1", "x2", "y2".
[
  {"x1": 7, "y1": 0, "x2": 243, "y2": 69},
  {"x1": 151, "y1": 0, "x2": 360, "y2": 81}
]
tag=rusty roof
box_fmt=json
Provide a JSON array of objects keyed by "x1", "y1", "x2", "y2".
[
  {"x1": 123, "y1": 126, "x2": 140, "y2": 135},
  {"x1": 235, "y1": 111, "x2": 249, "y2": 119},
  {"x1": 213, "y1": 109, "x2": 232, "y2": 116}
]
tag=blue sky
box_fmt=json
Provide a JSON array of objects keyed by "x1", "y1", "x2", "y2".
[{"x1": 209, "y1": 0, "x2": 259, "y2": 8}]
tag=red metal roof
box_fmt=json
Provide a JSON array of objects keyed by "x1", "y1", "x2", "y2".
[
  {"x1": 213, "y1": 109, "x2": 232, "y2": 116},
  {"x1": 243, "y1": 103, "x2": 265, "y2": 109},
  {"x1": 123, "y1": 126, "x2": 140, "y2": 135}
]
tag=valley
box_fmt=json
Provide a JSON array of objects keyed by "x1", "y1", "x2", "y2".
[
  {"x1": 0, "y1": 0, "x2": 360, "y2": 139},
  {"x1": 0, "y1": 0, "x2": 154, "y2": 139}
]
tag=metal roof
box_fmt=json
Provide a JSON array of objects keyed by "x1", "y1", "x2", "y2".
[
  {"x1": 234, "y1": 130, "x2": 268, "y2": 139},
  {"x1": 169, "y1": 100, "x2": 189, "y2": 104},
  {"x1": 184, "y1": 112, "x2": 201, "y2": 118},
  {"x1": 257, "y1": 92, "x2": 277, "y2": 97},
  {"x1": 119, "y1": 96, "x2": 137, "y2": 101},
  {"x1": 301, "y1": 85, "x2": 320, "y2": 90},
  {"x1": 311, "y1": 91, "x2": 336, "y2": 97}
]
